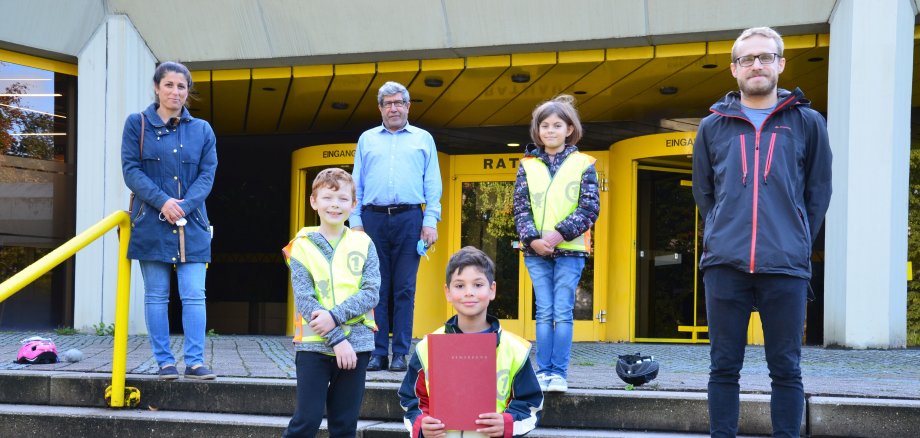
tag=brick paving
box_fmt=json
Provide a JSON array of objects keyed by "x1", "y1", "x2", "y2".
[{"x1": 2, "y1": 331, "x2": 918, "y2": 399}]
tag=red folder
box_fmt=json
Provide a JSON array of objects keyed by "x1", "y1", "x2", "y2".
[{"x1": 427, "y1": 332, "x2": 497, "y2": 431}]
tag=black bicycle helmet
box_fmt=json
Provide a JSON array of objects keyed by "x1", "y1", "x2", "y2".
[{"x1": 616, "y1": 353, "x2": 659, "y2": 386}]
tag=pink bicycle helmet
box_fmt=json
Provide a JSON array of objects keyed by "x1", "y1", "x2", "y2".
[{"x1": 16, "y1": 337, "x2": 58, "y2": 364}]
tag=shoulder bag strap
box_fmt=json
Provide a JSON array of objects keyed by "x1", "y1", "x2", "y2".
[{"x1": 128, "y1": 113, "x2": 146, "y2": 213}]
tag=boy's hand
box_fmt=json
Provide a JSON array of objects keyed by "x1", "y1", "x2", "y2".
[
  {"x1": 332, "y1": 340, "x2": 357, "y2": 369},
  {"x1": 309, "y1": 310, "x2": 336, "y2": 336},
  {"x1": 475, "y1": 412, "x2": 505, "y2": 437},
  {"x1": 420, "y1": 415, "x2": 446, "y2": 438},
  {"x1": 529, "y1": 239, "x2": 554, "y2": 256}
]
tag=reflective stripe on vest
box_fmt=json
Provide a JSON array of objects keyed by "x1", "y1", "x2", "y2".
[
  {"x1": 416, "y1": 327, "x2": 532, "y2": 415},
  {"x1": 282, "y1": 227, "x2": 376, "y2": 343},
  {"x1": 520, "y1": 152, "x2": 595, "y2": 252}
]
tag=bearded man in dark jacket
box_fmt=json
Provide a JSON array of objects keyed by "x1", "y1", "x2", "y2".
[{"x1": 692, "y1": 27, "x2": 832, "y2": 438}]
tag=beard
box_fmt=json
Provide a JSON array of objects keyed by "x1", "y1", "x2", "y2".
[{"x1": 737, "y1": 72, "x2": 777, "y2": 97}]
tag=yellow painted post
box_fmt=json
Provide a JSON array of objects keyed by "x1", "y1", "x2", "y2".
[{"x1": 109, "y1": 214, "x2": 132, "y2": 407}]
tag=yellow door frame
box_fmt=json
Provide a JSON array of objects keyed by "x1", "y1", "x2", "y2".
[
  {"x1": 607, "y1": 132, "x2": 764, "y2": 344},
  {"x1": 449, "y1": 153, "x2": 608, "y2": 341}
]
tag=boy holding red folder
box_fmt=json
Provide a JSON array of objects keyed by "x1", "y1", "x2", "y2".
[{"x1": 399, "y1": 246, "x2": 544, "y2": 438}]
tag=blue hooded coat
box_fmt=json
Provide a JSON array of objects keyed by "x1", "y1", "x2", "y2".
[{"x1": 122, "y1": 103, "x2": 218, "y2": 263}]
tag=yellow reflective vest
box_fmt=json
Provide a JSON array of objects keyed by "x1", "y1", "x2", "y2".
[
  {"x1": 283, "y1": 227, "x2": 376, "y2": 343},
  {"x1": 415, "y1": 327, "x2": 531, "y2": 414},
  {"x1": 520, "y1": 151, "x2": 596, "y2": 252}
]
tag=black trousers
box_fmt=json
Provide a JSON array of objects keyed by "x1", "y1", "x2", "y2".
[{"x1": 283, "y1": 351, "x2": 371, "y2": 438}]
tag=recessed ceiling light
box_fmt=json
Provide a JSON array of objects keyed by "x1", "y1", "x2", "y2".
[
  {"x1": 808, "y1": 57, "x2": 824, "y2": 63},
  {"x1": 331, "y1": 102, "x2": 348, "y2": 110},
  {"x1": 702, "y1": 64, "x2": 717, "y2": 69},
  {"x1": 507, "y1": 143, "x2": 520, "y2": 147},
  {"x1": 511, "y1": 73, "x2": 530, "y2": 83},
  {"x1": 573, "y1": 90, "x2": 587, "y2": 95},
  {"x1": 659, "y1": 86, "x2": 678, "y2": 95},
  {"x1": 262, "y1": 87, "x2": 276, "y2": 92},
  {"x1": 424, "y1": 77, "x2": 443, "y2": 87}
]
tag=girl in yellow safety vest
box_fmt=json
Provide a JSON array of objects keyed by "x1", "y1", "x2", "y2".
[{"x1": 513, "y1": 95, "x2": 600, "y2": 393}]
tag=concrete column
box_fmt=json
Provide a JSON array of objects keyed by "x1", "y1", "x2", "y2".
[
  {"x1": 824, "y1": 0, "x2": 914, "y2": 348},
  {"x1": 74, "y1": 15, "x2": 156, "y2": 334}
]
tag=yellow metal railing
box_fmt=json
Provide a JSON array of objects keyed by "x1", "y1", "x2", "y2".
[{"x1": 0, "y1": 210, "x2": 137, "y2": 408}]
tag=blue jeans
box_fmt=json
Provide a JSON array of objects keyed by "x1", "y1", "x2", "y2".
[
  {"x1": 524, "y1": 255, "x2": 585, "y2": 379},
  {"x1": 362, "y1": 208, "x2": 422, "y2": 357},
  {"x1": 139, "y1": 261, "x2": 208, "y2": 367},
  {"x1": 703, "y1": 266, "x2": 807, "y2": 438}
]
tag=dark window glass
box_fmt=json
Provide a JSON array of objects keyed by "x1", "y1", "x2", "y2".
[{"x1": 0, "y1": 59, "x2": 76, "y2": 329}]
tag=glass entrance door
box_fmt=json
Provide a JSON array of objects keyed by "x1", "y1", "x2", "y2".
[
  {"x1": 455, "y1": 176, "x2": 528, "y2": 335},
  {"x1": 634, "y1": 166, "x2": 708, "y2": 342},
  {"x1": 452, "y1": 168, "x2": 602, "y2": 341}
]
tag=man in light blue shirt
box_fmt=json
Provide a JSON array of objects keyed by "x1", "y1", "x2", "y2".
[{"x1": 350, "y1": 81, "x2": 442, "y2": 372}]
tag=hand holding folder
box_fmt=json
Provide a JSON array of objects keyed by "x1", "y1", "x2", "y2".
[{"x1": 427, "y1": 332, "x2": 497, "y2": 431}]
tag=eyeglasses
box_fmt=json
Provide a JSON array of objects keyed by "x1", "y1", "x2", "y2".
[
  {"x1": 734, "y1": 53, "x2": 780, "y2": 68},
  {"x1": 380, "y1": 100, "x2": 407, "y2": 109}
]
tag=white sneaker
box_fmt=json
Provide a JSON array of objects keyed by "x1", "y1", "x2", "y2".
[
  {"x1": 536, "y1": 373, "x2": 552, "y2": 392},
  {"x1": 546, "y1": 376, "x2": 568, "y2": 392}
]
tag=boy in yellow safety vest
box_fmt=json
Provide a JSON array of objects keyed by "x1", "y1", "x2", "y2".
[
  {"x1": 281, "y1": 167, "x2": 380, "y2": 438},
  {"x1": 399, "y1": 246, "x2": 543, "y2": 438}
]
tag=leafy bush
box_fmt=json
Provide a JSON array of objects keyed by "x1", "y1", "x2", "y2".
[
  {"x1": 907, "y1": 149, "x2": 920, "y2": 346},
  {"x1": 93, "y1": 322, "x2": 115, "y2": 336},
  {"x1": 54, "y1": 326, "x2": 79, "y2": 336}
]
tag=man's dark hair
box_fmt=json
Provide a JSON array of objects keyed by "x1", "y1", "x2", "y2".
[{"x1": 445, "y1": 246, "x2": 495, "y2": 285}]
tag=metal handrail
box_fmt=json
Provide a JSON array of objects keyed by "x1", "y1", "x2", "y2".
[{"x1": 0, "y1": 210, "x2": 134, "y2": 408}]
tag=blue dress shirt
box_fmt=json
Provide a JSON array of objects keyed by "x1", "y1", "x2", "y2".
[{"x1": 349, "y1": 122, "x2": 442, "y2": 229}]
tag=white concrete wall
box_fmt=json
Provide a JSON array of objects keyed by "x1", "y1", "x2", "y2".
[
  {"x1": 824, "y1": 0, "x2": 913, "y2": 348},
  {"x1": 74, "y1": 15, "x2": 156, "y2": 334}
]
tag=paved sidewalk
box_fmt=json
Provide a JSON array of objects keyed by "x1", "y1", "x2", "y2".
[{"x1": 2, "y1": 331, "x2": 918, "y2": 400}]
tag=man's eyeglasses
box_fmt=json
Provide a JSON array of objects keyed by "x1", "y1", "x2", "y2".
[
  {"x1": 734, "y1": 53, "x2": 780, "y2": 68},
  {"x1": 381, "y1": 100, "x2": 407, "y2": 109}
]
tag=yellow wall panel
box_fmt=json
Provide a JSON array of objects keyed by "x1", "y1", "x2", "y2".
[
  {"x1": 277, "y1": 65, "x2": 333, "y2": 133},
  {"x1": 211, "y1": 69, "x2": 251, "y2": 134},
  {"x1": 406, "y1": 58, "x2": 465, "y2": 121},
  {"x1": 312, "y1": 63, "x2": 375, "y2": 132},
  {"x1": 416, "y1": 55, "x2": 510, "y2": 127},
  {"x1": 447, "y1": 53, "x2": 556, "y2": 127},
  {"x1": 188, "y1": 70, "x2": 212, "y2": 122},
  {"x1": 486, "y1": 50, "x2": 603, "y2": 126},
  {"x1": 247, "y1": 67, "x2": 291, "y2": 133}
]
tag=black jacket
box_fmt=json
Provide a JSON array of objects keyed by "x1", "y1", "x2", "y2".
[{"x1": 692, "y1": 88, "x2": 832, "y2": 278}]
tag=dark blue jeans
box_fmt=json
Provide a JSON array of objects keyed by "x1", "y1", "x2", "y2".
[
  {"x1": 283, "y1": 351, "x2": 370, "y2": 438},
  {"x1": 362, "y1": 208, "x2": 422, "y2": 357},
  {"x1": 703, "y1": 266, "x2": 807, "y2": 438}
]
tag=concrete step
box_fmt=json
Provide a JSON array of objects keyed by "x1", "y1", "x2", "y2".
[
  {"x1": 0, "y1": 404, "x2": 756, "y2": 438},
  {"x1": 2, "y1": 370, "x2": 918, "y2": 437}
]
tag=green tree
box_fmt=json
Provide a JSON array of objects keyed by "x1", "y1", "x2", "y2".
[
  {"x1": 907, "y1": 149, "x2": 920, "y2": 345},
  {"x1": 0, "y1": 78, "x2": 56, "y2": 160}
]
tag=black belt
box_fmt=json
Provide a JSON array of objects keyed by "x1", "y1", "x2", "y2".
[{"x1": 365, "y1": 204, "x2": 420, "y2": 215}]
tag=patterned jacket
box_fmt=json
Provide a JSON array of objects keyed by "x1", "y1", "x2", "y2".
[{"x1": 513, "y1": 144, "x2": 600, "y2": 257}]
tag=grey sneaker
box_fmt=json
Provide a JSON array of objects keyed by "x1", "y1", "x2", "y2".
[
  {"x1": 547, "y1": 376, "x2": 568, "y2": 393},
  {"x1": 536, "y1": 373, "x2": 552, "y2": 392}
]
